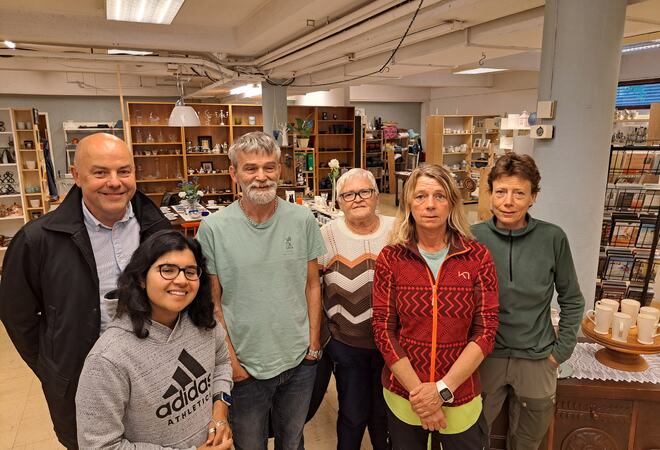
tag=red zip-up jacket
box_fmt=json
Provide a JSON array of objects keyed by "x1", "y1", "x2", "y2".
[{"x1": 372, "y1": 235, "x2": 499, "y2": 405}]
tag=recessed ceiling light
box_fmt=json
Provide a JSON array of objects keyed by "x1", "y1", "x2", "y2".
[
  {"x1": 106, "y1": 0, "x2": 185, "y2": 25},
  {"x1": 108, "y1": 49, "x2": 153, "y2": 56},
  {"x1": 453, "y1": 67, "x2": 508, "y2": 75},
  {"x1": 3, "y1": 40, "x2": 16, "y2": 49}
]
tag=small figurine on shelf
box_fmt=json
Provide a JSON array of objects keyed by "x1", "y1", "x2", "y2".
[{"x1": 328, "y1": 158, "x2": 340, "y2": 211}]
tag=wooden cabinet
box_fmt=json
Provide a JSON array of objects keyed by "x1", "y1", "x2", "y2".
[
  {"x1": 490, "y1": 377, "x2": 660, "y2": 450},
  {"x1": 126, "y1": 102, "x2": 263, "y2": 205}
]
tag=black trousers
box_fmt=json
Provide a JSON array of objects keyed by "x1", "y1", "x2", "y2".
[{"x1": 386, "y1": 405, "x2": 488, "y2": 450}]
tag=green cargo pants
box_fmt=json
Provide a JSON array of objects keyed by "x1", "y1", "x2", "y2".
[{"x1": 479, "y1": 356, "x2": 557, "y2": 450}]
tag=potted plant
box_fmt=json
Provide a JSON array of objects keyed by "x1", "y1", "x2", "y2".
[
  {"x1": 178, "y1": 177, "x2": 204, "y2": 218},
  {"x1": 289, "y1": 117, "x2": 313, "y2": 148}
]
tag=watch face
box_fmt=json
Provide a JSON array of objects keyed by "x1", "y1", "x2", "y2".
[
  {"x1": 439, "y1": 388, "x2": 453, "y2": 402},
  {"x1": 222, "y1": 392, "x2": 233, "y2": 405}
]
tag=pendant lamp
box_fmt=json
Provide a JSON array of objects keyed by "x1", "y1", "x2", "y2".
[{"x1": 168, "y1": 74, "x2": 200, "y2": 127}]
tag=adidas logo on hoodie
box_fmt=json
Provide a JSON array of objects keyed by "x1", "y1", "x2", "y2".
[{"x1": 156, "y1": 349, "x2": 212, "y2": 425}]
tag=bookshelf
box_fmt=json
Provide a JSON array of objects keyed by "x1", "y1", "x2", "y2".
[{"x1": 597, "y1": 145, "x2": 660, "y2": 307}]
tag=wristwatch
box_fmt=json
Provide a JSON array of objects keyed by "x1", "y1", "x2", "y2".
[
  {"x1": 435, "y1": 379, "x2": 454, "y2": 404},
  {"x1": 213, "y1": 392, "x2": 233, "y2": 407},
  {"x1": 307, "y1": 348, "x2": 323, "y2": 360}
]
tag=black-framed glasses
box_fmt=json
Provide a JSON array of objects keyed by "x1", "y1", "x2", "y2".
[
  {"x1": 339, "y1": 189, "x2": 375, "y2": 202},
  {"x1": 156, "y1": 264, "x2": 202, "y2": 281}
]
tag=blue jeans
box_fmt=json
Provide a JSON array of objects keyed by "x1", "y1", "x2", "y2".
[
  {"x1": 326, "y1": 338, "x2": 389, "y2": 450},
  {"x1": 230, "y1": 360, "x2": 317, "y2": 450}
]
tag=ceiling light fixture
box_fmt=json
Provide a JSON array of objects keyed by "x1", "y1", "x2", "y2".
[
  {"x1": 453, "y1": 67, "x2": 508, "y2": 75},
  {"x1": 622, "y1": 41, "x2": 660, "y2": 53},
  {"x1": 3, "y1": 40, "x2": 16, "y2": 49},
  {"x1": 106, "y1": 0, "x2": 185, "y2": 25},
  {"x1": 168, "y1": 71, "x2": 200, "y2": 127},
  {"x1": 108, "y1": 49, "x2": 153, "y2": 56},
  {"x1": 230, "y1": 84, "x2": 262, "y2": 98}
]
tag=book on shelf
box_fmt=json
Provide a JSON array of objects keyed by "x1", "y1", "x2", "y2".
[
  {"x1": 635, "y1": 216, "x2": 656, "y2": 248},
  {"x1": 603, "y1": 249, "x2": 635, "y2": 281},
  {"x1": 599, "y1": 280, "x2": 628, "y2": 301},
  {"x1": 609, "y1": 218, "x2": 640, "y2": 247}
]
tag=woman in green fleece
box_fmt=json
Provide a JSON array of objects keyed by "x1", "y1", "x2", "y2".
[
  {"x1": 471, "y1": 153, "x2": 585, "y2": 450},
  {"x1": 76, "y1": 230, "x2": 234, "y2": 449}
]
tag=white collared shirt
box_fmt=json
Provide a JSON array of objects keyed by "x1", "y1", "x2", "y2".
[{"x1": 82, "y1": 200, "x2": 140, "y2": 334}]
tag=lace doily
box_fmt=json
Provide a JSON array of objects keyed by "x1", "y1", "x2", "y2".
[{"x1": 565, "y1": 343, "x2": 660, "y2": 383}]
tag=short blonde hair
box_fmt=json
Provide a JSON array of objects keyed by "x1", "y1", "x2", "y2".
[{"x1": 390, "y1": 164, "x2": 473, "y2": 246}]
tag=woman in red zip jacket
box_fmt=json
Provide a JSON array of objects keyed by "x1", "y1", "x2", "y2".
[{"x1": 372, "y1": 164, "x2": 499, "y2": 450}]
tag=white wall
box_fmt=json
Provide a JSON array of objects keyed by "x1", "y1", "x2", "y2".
[
  {"x1": 427, "y1": 71, "x2": 539, "y2": 116},
  {"x1": 351, "y1": 102, "x2": 422, "y2": 132},
  {"x1": 289, "y1": 88, "x2": 350, "y2": 106}
]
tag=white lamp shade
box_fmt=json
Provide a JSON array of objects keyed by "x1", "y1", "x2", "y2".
[{"x1": 168, "y1": 105, "x2": 201, "y2": 127}]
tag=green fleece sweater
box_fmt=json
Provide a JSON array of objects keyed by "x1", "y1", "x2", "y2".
[{"x1": 471, "y1": 215, "x2": 585, "y2": 363}]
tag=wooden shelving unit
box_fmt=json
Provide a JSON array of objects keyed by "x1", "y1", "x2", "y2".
[
  {"x1": 126, "y1": 102, "x2": 263, "y2": 205},
  {"x1": 63, "y1": 121, "x2": 124, "y2": 173},
  {"x1": 285, "y1": 106, "x2": 356, "y2": 196}
]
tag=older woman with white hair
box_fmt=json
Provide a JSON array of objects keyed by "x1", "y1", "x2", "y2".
[{"x1": 316, "y1": 168, "x2": 395, "y2": 450}]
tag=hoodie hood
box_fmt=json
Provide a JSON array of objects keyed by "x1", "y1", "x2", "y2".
[{"x1": 106, "y1": 312, "x2": 183, "y2": 344}]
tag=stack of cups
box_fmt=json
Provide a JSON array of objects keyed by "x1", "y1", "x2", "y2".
[{"x1": 587, "y1": 299, "x2": 660, "y2": 344}]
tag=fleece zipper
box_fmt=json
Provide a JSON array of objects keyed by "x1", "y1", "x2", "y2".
[{"x1": 508, "y1": 231, "x2": 513, "y2": 282}]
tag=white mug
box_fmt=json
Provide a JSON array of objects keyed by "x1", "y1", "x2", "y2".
[
  {"x1": 207, "y1": 200, "x2": 216, "y2": 206},
  {"x1": 587, "y1": 304, "x2": 614, "y2": 335},
  {"x1": 637, "y1": 313, "x2": 660, "y2": 344},
  {"x1": 597, "y1": 298, "x2": 620, "y2": 313},
  {"x1": 620, "y1": 299, "x2": 641, "y2": 327},
  {"x1": 640, "y1": 306, "x2": 660, "y2": 325},
  {"x1": 29, "y1": 199, "x2": 40, "y2": 208},
  {"x1": 611, "y1": 312, "x2": 632, "y2": 343}
]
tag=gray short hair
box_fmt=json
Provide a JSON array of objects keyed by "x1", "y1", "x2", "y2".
[
  {"x1": 336, "y1": 168, "x2": 379, "y2": 195},
  {"x1": 228, "y1": 131, "x2": 281, "y2": 167}
]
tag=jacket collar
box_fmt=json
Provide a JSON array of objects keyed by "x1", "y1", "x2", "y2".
[
  {"x1": 486, "y1": 213, "x2": 538, "y2": 237},
  {"x1": 404, "y1": 231, "x2": 470, "y2": 259},
  {"x1": 42, "y1": 186, "x2": 163, "y2": 235}
]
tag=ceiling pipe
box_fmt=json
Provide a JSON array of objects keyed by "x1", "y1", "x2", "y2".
[
  {"x1": 258, "y1": 0, "x2": 478, "y2": 71},
  {"x1": 0, "y1": 49, "x2": 238, "y2": 79},
  {"x1": 291, "y1": 6, "x2": 544, "y2": 86},
  {"x1": 248, "y1": 0, "x2": 408, "y2": 67}
]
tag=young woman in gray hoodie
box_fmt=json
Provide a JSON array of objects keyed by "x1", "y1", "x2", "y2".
[{"x1": 76, "y1": 230, "x2": 234, "y2": 449}]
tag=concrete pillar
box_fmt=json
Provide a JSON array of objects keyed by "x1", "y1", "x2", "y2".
[
  {"x1": 261, "y1": 82, "x2": 288, "y2": 138},
  {"x1": 533, "y1": 0, "x2": 627, "y2": 308}
]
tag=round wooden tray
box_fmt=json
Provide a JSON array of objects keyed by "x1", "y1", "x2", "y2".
[{"x1": 581, "y1": 317, "x2": 660, "y2": 372}]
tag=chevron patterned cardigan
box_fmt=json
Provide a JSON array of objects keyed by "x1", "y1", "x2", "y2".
[{"x1": 372, "y1": 236, "x2": 499, "y2": 405}]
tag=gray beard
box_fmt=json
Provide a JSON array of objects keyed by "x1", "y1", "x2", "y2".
[{"x1": 242, "y1": 181, "x2": 278, "y2": 205}]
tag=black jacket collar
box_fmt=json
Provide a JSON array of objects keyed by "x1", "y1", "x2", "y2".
[{"x1": 42, "y1": 186, "x2": 165, "y2": 235}]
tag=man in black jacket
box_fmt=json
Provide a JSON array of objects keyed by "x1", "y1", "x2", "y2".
[{"x1": 0, "y1": 133, "x2": 170, "y2": 449}]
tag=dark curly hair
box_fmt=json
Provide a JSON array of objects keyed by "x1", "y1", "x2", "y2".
[
  {"x1": 116, "y1": 229, "x2": 215, "y2": 338},
  {"x1": 487, "y1": 153, "x2": 541, "y2": 194}
]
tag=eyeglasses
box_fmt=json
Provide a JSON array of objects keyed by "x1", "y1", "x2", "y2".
[
  {"x1": 339, "y1": 189, "x2": 375, "y2": 202},
  {"x1": 156, "y1": 264, "x2": 202, "y2": 281}
]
